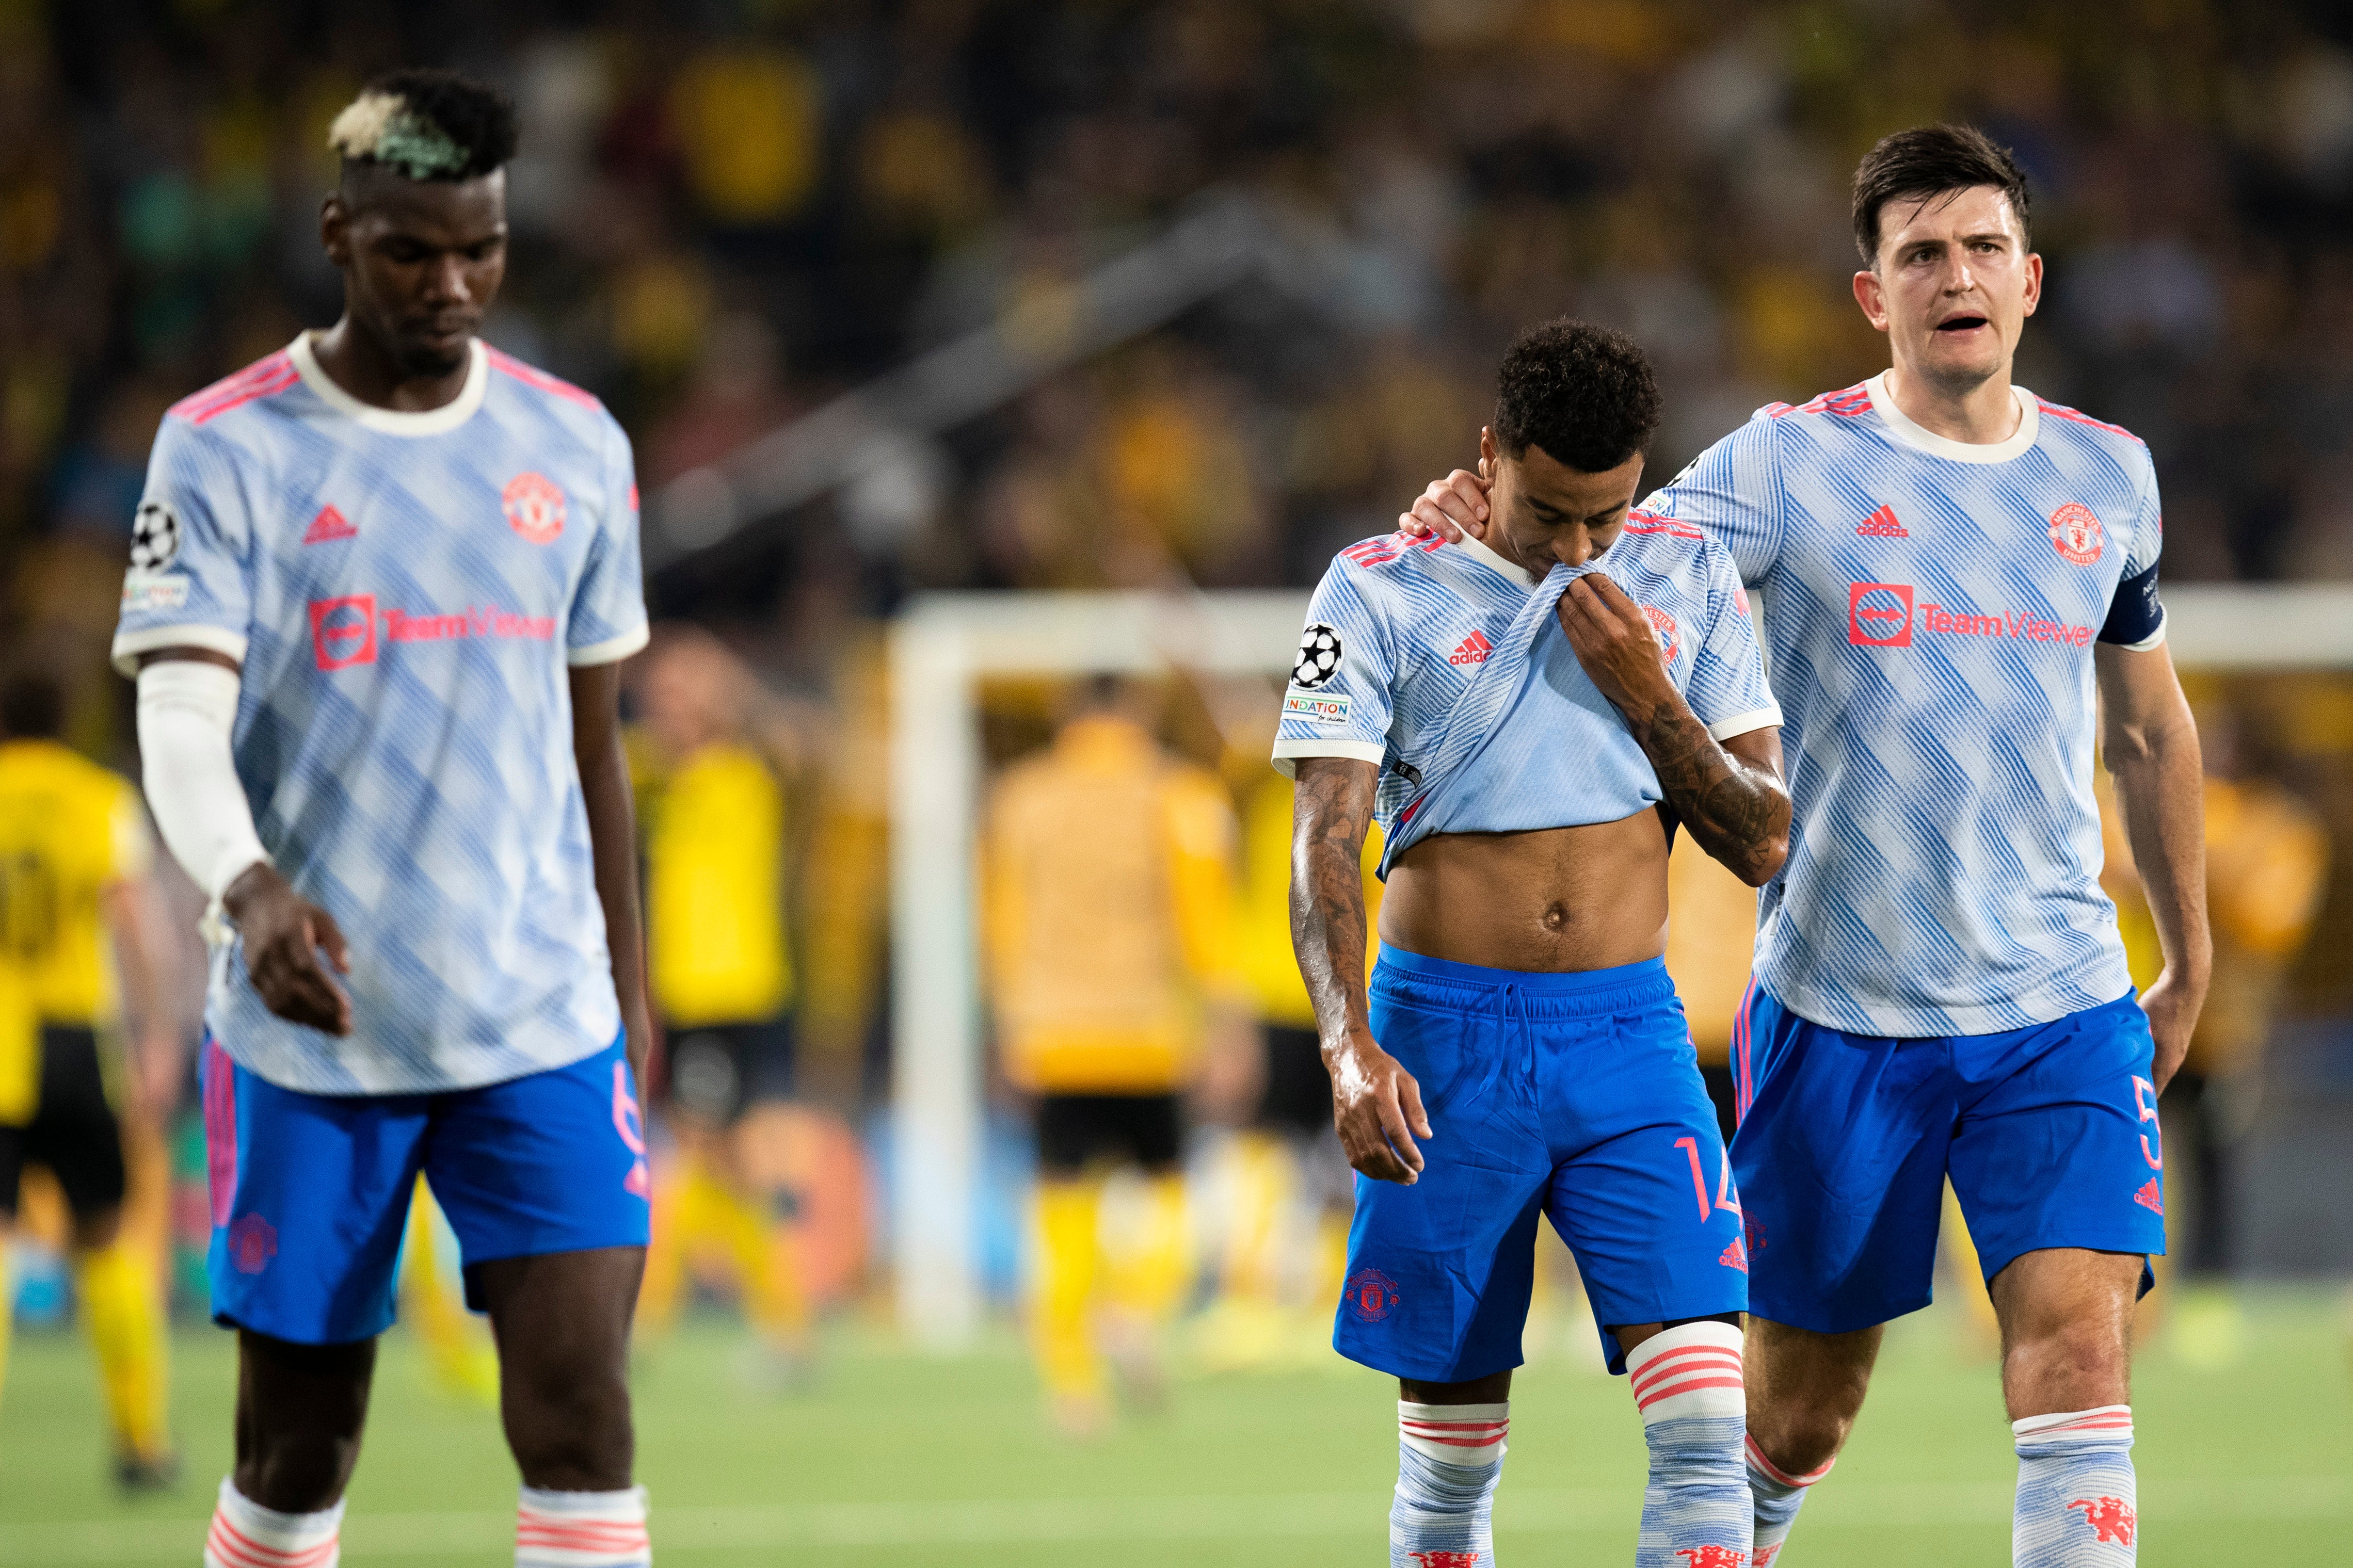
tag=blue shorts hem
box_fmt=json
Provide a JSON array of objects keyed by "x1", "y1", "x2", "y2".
[{"x1": 1332, "y1": 1330, "x2": 1524, "y2": 1385}]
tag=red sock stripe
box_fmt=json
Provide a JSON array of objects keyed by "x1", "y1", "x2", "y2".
[
  {"x1": 517, "y1": 1518, "x2": 652, "y2": 1547},
  {"x1": 1400, "y1": 1419, "x2": 1509, "y2": 1432},
  {"x1": 1635, "y1": 1376, "x2": 1746, "y2": 1413},
  {"x1": 2031, "y1": 1414, "x2": 2134, "y2": 1434},
  {"x1": 206, "y1": 1515, "x2": 339, "y2": 1568},
  {"x1": 1629, "y1": 1347, "x2": 1742, "y2": 1397},
  {"x1": 1744, "y1": 1433, "x2": 1833, "y2": 1488}
]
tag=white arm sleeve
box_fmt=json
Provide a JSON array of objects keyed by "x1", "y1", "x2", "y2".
[{"x1": 136, "y1": 659, "x2": 269, "y2": 899}]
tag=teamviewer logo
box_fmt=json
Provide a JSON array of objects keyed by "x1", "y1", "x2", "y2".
[
  {"x1": 1848, "y1": 582, "x2": 1914, "y2": 647},
  {"x1": 310, "y1": 594, "x2": 378, "y2": 670}
]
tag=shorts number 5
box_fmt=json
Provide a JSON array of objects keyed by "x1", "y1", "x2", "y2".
[{"x1": 2132, "y1": 1076, "x2": 2163, "y2": 1171}]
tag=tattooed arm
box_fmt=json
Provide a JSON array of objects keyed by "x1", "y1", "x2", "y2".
[
  {"x1": 1290, "y1": 756, "x2": 1431, "y2": 1184},
  {"x1": 1557, "y1": 573, "x2": 1792, "y2": 886}
]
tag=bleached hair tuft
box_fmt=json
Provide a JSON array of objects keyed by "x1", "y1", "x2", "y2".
[{"x1": 328, "y1": 92, "x2": 406, "y2": 161}]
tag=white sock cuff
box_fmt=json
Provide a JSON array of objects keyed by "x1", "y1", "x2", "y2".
[
  {"x1": 520, "y1": 1485, "x2": 650, "y2": 1518},
  {"x1": 1627, "y1": 1320, "x2": 1746, "y2": 1422},
  {"x1": 207, "y1": 1476, "x2": 344, "y2": 1566},
  {"x1": 1399, "y1": 1400, "x2": 1509, "y2": 1464},
  {"x1": 2012, "y1": 1404, "x2": 2133, "y2": 1440},
  {"x1": 1744, "y1": 1432, "x2": 1834, "y2": 1489}
]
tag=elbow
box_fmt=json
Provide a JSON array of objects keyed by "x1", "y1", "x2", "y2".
[{"x1": 1736, "y1": 834, "x2": 1788, "y2": 888}]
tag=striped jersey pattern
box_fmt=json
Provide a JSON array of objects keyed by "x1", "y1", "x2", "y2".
[
  {"x1": 1648, "y1": 374, "x2": 2162, "y2": 1036},
  {"x1": 112, "y1": 334, "x2": 649, "y2": 1094},
  {"x1": 1274, "y1": 521, "x2": 1778, "y2": 876}
]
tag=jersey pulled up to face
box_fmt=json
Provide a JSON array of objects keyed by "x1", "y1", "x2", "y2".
[
  {"x1": 1272, "y1": 521, "x2": 1779, "y2": 876},
  {"x1": 111, "y1": 334, "x2": 649, "y2": 1094},
  {"x1": 1648, "y1": 374, "x2": 2164, "y2": 1037}
]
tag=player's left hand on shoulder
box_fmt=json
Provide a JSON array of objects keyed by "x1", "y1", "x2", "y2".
[
  {"x1": 1397, "y1": 467, "x2": 1491, "y2": 542},
  {"x1": 1558, "y1": 573, "x2": 1674, "y2": 711}
]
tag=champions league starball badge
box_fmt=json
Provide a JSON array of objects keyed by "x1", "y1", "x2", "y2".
[
  {"x1": 1292, "y1": 622, "x2": 1343, "y2": 689},
  {"x1": 129, "y1": 499, "x2": 181, "y2": 572}
]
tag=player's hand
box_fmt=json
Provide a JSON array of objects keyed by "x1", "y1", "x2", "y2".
[
  {"x1": 223, "y1": 863, "x2": 354, "y2": 1037},
  {"x1": 1326, "y1": 1030, "x2": 1431, "y2": 1184},
  {"x1": 2139, "y1": 965, "x2": 2202, "y2": 1093},
  {"x1": 1558, "y1": 572, "x2": 1677, "y2": 715},
  {"x1": 1397, "y1": 465, "x2": 1492, "y2": 543}
]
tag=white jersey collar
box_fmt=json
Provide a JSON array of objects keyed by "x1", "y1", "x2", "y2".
[
  {"x1": 1452, "y1": 529, "x2": 1540, "y2": 587},
  {"x1": 1865, "y1": 371, "x2": 2039, "y2": 465},
  {"x1": 289, "y1": 331, "x2": 487, "y2": 437}
]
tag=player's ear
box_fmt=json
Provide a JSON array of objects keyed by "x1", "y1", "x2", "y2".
[
  {"x1": 1852, "y1": 268, "x2": 1888, "y2": 332},
  {"x1": 321, "y1": 193, "x2": 351, "y2": 268},
  {"x1": 1478, "y1": 425, "x2": 1497, "y2": 481},
  {"x1": 2020, "y1": 250, "x2": 2043, "y2": 317}
]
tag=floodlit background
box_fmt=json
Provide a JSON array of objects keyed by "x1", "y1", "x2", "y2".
[{"x1": 3, "y1": 1, "x2": 2353, "y2": 1563}]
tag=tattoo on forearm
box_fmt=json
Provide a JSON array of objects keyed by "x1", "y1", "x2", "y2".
[
  {"x1": 1290, "y1": 762, "x2": 1375, "y2": 1050},
  {"x1": 1630, "y1": 706, "x2": 1791, "y2": 885}
]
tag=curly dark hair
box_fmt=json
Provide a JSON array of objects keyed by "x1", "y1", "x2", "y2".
[
  {"x1": 1851, "y1": 124, "x2": 2030, "y2": 263},
  {"x1": 1492, "y1": 319, "x2": 1661, "y2": 473},
  {"x1": 349, "y1": 68, "x2": 518, "y2": 181}
]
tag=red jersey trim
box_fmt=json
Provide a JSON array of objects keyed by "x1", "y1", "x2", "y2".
[
  {"x1": 1624, "y1": 508, "x2": 1706, "y2": 541},
  {"x1": 2035, "y1": 398, "x2": 2146, "y2": 446},
  {"x1": 172, "y1": 352, "x2": 299, "y2": 425},
  {"x1": 484, "y1": 346, "x2": 602, "y2": 411},
  {"x1": 1768, "y1": 382, "x2": 1874, "y2": 420}
]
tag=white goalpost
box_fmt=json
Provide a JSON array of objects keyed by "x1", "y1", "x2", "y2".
[{"x1": 885, "y1": 582, "x2": 2353, "y2": 1348}]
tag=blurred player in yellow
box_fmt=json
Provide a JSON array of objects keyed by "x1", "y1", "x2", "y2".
[
  {"x1": 1198, "y1": 754, "x2": 1381, "y2": 1367},
  {"x1": 630, "y1": 627, "x2": 814, "y2": 1379},
  {"x1": 0, "y1": 663, "x2": 179, "y2": 1487},
  {"x1": 984, "y1": 676, "x2": 1244, "y2": 1432}
]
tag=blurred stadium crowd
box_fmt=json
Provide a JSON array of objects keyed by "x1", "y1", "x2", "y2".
[{"x1": 4, "y1": 0, "x2": 2353, "y2": 1433}]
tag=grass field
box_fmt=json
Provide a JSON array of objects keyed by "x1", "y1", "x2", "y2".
[{"x1": 2, "y1": 1290, "x2": 2348, "y2": 1565}]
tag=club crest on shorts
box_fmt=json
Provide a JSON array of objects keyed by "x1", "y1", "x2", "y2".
[
  {"x1": 1342, "y1": 1266, "x2": 1400, "y2": 1323},
  {"x1": 229, "y1": 1214, "x2": 279, "y2": 1275},
  {"x1": 503, "y1": 471, "x2": 567, "y2": 544},
  {"x1": 1292, "y1": 622, "x2": 1343, "y2": 689},
  {"x1": 2048, "y1": 503, "x2": 2103, "y2": 565}
]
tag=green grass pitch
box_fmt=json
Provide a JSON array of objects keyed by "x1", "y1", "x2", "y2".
[{"x1": 1, "y1": 1290, "x2": 2346, "y2": 1564}]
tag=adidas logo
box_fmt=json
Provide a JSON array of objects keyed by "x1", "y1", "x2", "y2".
[
  {"x1": 2133, "y1": 1178, "x2": 2163, "y2": 1215},
  {"x1": 1448, "y1": 631, "x2": 1493, "y2": 667},
  {"x1": 1856, "y1": 504, "x2": 1909, "y2": 538},
  {"x1": 303, "y1": 505, "x2": 357, "y2": 544},
  {"x1": 1718, "y1": 1236, "x2": 1749, "y2": 1272}
]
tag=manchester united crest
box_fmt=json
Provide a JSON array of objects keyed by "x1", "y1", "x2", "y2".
[
  {"x1": 1643, "y1": 605, "x2": 1680, "y2": 661},
  {"x1": 2048, "y1": 503, "x2": 2103, "y2": 566},
  {"x1": 503, "y1": 471, "x2": 567, "y2": 545}
]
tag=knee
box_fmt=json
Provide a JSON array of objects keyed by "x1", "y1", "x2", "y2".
[
  {"x1": 2006, "y1": 1315, "x2": 2130, "y2": 1408},
  {"x1": 1748, "y1": 1397, "x2": 1852, "y2": 1479}
]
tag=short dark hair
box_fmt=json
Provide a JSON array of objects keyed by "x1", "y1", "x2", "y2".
[
  {"x1": 0, "y1": 662, "x2": 65, "y2": 740},
  {"x1": 330, "y1": 69, "x2": 518, "y2": 184},
  {"x1": 1851, "y1": 124, "x2": 2031, "y2": 263},
  {"x1": 1492, "y1": 319, "x2": 1662, "y2": 474}
]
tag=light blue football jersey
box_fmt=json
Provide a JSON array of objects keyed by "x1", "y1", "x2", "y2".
[
  {"x1": 111, "y1": 334, "x2": 649, "y2": 1094},
  {"x1": 1648, "y1": 374, "x2": 2165, "y2": 1037},
  {"x1": 1273, "y1": 520, "x2": 1779, "y2": 876}
]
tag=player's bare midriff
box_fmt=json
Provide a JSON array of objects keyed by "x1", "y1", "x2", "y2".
[{"x1": 1380, "y1": 807, "x2": 1670, "y2": 973}]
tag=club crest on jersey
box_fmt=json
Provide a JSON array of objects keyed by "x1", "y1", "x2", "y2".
[
  {"x1": 1847, "y1": 583, "x2": 1914, "y2": 647},
  {"x1": 503, "y1": 471, "x2": 567, "y2": 545},
  {"x1": 2049, "y1": 503, "x2": 2103, "y2": 565},
  {"x1": 1293, "y1": 622, "x2": 1343, "y2": 688},
  {"x1": 130, "y1": 499, "x2": 181, "y2": 571},
  {"x1": 1342, "y1": 1267, "x2": 1400, "y2": 1323},
  {"x1": 1644, "y1": 605, "x2": 1680, "y2": 661}
]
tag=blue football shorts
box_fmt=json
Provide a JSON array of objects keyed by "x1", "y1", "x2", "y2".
[
  {"x1": 1731, "y1": 985, "x2": 2167, "y2": 1335},
  {"x1": 200, "y1": 1030, "x2": 653, "y2": 1344},
  {"x1": 1336, "y1": 950, "x2": 1750, "y2": 1383}
]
